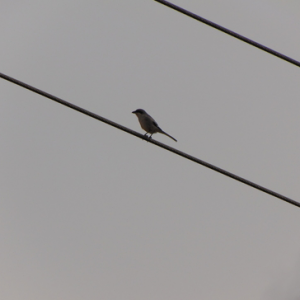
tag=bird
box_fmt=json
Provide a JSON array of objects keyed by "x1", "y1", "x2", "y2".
[{"x1": 132, "y1": 109, "x2": 177, "y2": 142}]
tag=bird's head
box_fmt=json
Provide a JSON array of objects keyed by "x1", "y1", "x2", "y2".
[{"x1": 132, "y1": 109, "x2": 146, "y2": 115}]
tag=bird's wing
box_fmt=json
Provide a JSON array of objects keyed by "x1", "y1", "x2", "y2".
[{"x1": 152, "y1": 121, "x2": 162, "y2": 131}]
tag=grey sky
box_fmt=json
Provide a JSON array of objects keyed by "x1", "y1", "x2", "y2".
[{"x1": 1, "y1": 0, "x2": 300, "y2": 299}]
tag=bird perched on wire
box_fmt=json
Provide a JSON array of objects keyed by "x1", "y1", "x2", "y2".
[{"x1": 132, "y1": 109, "x2": 177, "y2": 142}]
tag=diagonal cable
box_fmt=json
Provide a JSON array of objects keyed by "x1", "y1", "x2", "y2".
[
  {"x1": 154, "y1": 0, "x2": 300, "y2": 68},
  {"x1": 1, "y1": 72, "x2": 299, "y2": 208}
]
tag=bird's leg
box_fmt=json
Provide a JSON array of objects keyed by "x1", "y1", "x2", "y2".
[{"x1": 143, "y1": 133, "x2": 150, "y2": 142}]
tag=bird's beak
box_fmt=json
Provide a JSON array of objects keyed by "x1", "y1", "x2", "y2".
[{"x1": 132, "y1": 110, "x2": 136, "y2": 114}]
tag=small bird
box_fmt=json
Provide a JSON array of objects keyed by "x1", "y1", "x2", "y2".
[{"x1": 132, "y1": 109, "x2": 177, "y2": 142}]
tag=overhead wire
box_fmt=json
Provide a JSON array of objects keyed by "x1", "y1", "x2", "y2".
[
  {"x1": 154, "y1": 0, "x2": 300, "y2": 68},
  {"x1": 1, "y1": 72, "x2": 299, "y2": 208}
]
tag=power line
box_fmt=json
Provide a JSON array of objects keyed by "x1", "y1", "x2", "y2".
[
  {"x1": 154, "y1": 0, "x2": 300, "y2": 68},
  {"x1": 1, "y1": 72, "x2": 299, "y2": 208}
]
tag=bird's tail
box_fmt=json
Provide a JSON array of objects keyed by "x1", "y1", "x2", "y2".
[{"x1": 161, "y1": 130, "x2": 177, "y2": 142}]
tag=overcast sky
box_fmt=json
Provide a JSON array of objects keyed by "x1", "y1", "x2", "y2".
[{"x1": 1, "y1": 1, "x2": 300, "y2": 299}]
